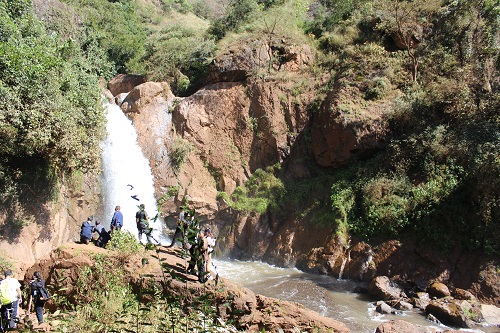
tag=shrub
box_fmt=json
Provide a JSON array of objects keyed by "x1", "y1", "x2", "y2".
[
  {"x1": 207, "y1": 0, "x2": 260, "y2": 40},
  {"x1": 143, "y1": 23, "x2": 216, "y2": 95},
  {"x1": 63, "y1": 254, "x2": 138, "y2": 332},
  {"x1": 106, "y1": 229, "x2": 142, "y2": 264},
  {"x1": 228, "y1": 166, "x2": 284, "y2": 213},
  {"x1": 168, "y1": 135, "x2": 193, "y2": 175},
  {"x1": 364, "y1": 76, "x2": 390, "y2": 100}
]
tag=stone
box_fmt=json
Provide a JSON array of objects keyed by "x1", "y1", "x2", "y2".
[
  {"x1": 453, "y1": 288, "x2": 475, "y2": 301},
  {"x1": 375, "y1": 319, "x2": 431, "y2": 333},
  {"x1": 426, "y1": 299, "x2": 477, "y2": 328},
  {"x1": 396, "y1": 300, "x2": 414, "y2": 311},
  {"x1": 108, "y1": 74, "x2": 145, "y2": 96},
  {"x1": 413, "y1": 292, "x2": 431, "y2": 310},
  {"x1": 428, "y1": 282, "x2": 451, "y2": 298},
  {"x1": 480, "y1": 304, "x2": 500, "y2": 326},
  {"x1": 369, "y1": 276, "x2": 404, "y2": 301},
  {"x1": 376, "y1": 301, "x2": 395, "y2": 314}
]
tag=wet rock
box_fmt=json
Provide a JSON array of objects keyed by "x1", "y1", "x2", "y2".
[
  {"x1": 375, "y1": 319, "x2": 436, "y2": 333},
  {"x1": 426, "y1": 299, "x2": 480, "y2": 328},
  {"x1": 108, "y1": 74, "x2": 145, "y2": 96},
  {"x1": 376, "y1": 301, "x2": 395, "y2": 314},
  {"x1": 413, "y1": 292, "x2": 431, "y2": 310},
  {"x1": 480, "y1": 304, "x2": 500, "y2": 326},
  {"x1": 369, "y1": 276, "x2": 404, "y2": 301},
  {"x1": 426, "y1": 313, "x2": 441, "y2": 325},
  {"x1": 115, "y1": 92, "x2": 128, "y2": 106},
  {"x1": 453, "y1": 288, "x2": 476, "y2": 301},
  {"x1": 395, "y1": 300, "x2": 414, "y2": 311},
  {"x1": 428, "y1": 282, "x2": 451, "y2": 298}
]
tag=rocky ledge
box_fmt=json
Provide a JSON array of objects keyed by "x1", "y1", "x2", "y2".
[{"x1": 22, "y1": 243, "x2": 350, "y2": 333}]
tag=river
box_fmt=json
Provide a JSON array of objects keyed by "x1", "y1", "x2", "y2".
[{"x1": 213, "y1": 259, "x2": 497, "y2": 333}]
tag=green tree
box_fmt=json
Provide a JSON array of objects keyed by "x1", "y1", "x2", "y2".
[
  {"x1": 375, "y1": 0, "x2": 441, "y2": 82},
  {"x1": 208, "y1": 0, "x2": 260, "y2": 40}
]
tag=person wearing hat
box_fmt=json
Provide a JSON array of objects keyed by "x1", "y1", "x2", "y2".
[{"x1": 0, "y1": 269, "x2": 22, "y2": 329}]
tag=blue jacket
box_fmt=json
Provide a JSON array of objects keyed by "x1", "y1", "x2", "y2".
[
  {"x1": 80, "y1": 221, "x2": 93, "y2": 239},
  {"x1": 111, "y1": 211, "x2": 123, "y2": 228}
]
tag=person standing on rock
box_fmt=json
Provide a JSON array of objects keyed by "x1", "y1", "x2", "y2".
[
  {"x1": 80, "y1": 216, "x2": 94, "y2": 244},
  {"x1": 204, "y1": 228, "x2": 216, "y2": 276},
  {"x1": 136, "y1": 204, "x2": 152, "y2": 244},
  {"x1": 110, "y1": 205, "x2": 123, "y2": 232},
  {"x1": 0, "y1": 269, "x2": 22, "y2": 329},
  {"x1": 168, "y1": 207, "x2": 187, "y2": 248},
  {"x1": 29, "y1": 271, "x2": 48, "y2": 325}
]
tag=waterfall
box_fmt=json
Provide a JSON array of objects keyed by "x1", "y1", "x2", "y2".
[
  {"x1": 338, "y1": 250, "x2": 351, "y2": 280},
  {"x1": 100, "y1": 99, "x2": 166, "y2": 243}
]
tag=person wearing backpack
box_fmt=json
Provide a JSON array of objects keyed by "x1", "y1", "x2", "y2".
[
  {"x1": 0, "y1": 269, "x2": 22, "y2": 329},
  {"x1": 136, "y1": 204, "x2": 152, "y2": 244},
  {"x1": 29, "y1": 271, "x2": 49, "y2": 325}
]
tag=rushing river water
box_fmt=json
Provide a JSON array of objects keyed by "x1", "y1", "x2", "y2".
[{"x1": 214, "y1": 259, "x2": 497, "y2": 333}]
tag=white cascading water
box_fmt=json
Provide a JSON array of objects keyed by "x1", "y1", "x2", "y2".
[{"x1": 100, "y1": 99, "x2": 166, "y2": 243}]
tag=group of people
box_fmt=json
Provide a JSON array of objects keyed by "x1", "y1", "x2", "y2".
[
  {"x1": 168, "y1": 207, "x2": 217, "y2": 283},
  {"x1": 0, "y1": 269, "x2": 48, "y2": 329},
  {"x1": 79, "y1": 205, "x2": 124, "y2": 247},
  {"x1": 78, "y1": 204, "x2": 218, "y2": 283}
]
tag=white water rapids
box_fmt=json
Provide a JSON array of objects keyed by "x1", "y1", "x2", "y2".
[{"x1": 98, "y1": 98, "x2": 496, "y2": 333}]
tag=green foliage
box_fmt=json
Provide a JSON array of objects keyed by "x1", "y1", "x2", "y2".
[
  {"x1": 61, "y1": 0, "x2": 147, "y2": 74},
  {"x1": 143, "y1": 24, "x2": 216, "y2": 95},
  {"x1": 0, "y1": 254, "x2": 12, "y2": 272},
  {"x1": 107, "y1": 229, "x2": 142, "y2": 263},
  {"x1": 305, "y1": 0, "x2": 369, "y2": 38},
  {"x1": 61, "y1": 254, "x2": 138, "y2": 332},
  {"x1": 208, "y1": 0, "x2": 260, "y2": 40},
  {"x1": 364, "y1": 76, "x2": 390, "y2": 100},
  {"x1": 228, "y1": 165, "x2": 284, "y2": 213},
  {"x1": 0, "y1": 0, "x2": 107, "y2": 238},
  {"x1": 168, "y1": 135, "x2": 193, "y2": 175}
]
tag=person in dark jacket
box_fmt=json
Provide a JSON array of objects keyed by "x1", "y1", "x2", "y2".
[
  {"x1": 29, "y1": 271, "x2": 47, "y2": 325},
  {"x1": 96, "y1": 228, "x2": 111, "y2": 248},
  {"x1": 135, "y1": 204, "x2": 152, "y2": 244},
  {"x1": 80, "y1": 216, "x2": 94, "y2": 244}
]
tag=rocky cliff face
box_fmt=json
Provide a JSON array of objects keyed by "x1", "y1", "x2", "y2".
[
  {"x1": 108, "y1": 37, "x2": 499, "y2": 307},
  {"x1": 0, "y1": 173, "x2": 101, "y2": 273}
]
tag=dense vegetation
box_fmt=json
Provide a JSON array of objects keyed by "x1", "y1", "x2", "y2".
[
  {"x1": 0, "y1": 0, "x2": 498, "y2": 253},
  {"x1": 0, "y1": 0, "x2": 109, "y2": 237},
  {"x1": 215, "y1": 0, "x2": 499, "y2": 255}
]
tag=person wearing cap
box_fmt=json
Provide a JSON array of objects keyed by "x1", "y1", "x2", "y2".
[
  {"x1": 0, "y1": 269, "x2": 22, "y2": 329},
  {"x1": 80, "y1": 216, "x2": 94, "y2": 244}
]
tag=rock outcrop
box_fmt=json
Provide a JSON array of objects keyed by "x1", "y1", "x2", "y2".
[
  {"x1": 108, "y1": 74, "x2": 146, "y2": 97},
  {"x1": 25, "y1": 243, "x2": 351, "y2": 333},
  {"x1": 121, "y1": 38, "x2": 500, "y2": 308}
]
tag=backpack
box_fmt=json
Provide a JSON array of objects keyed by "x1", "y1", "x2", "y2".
[
  {"x1": 39, "y1": 286, "x2": 51, "y2": 301},
  {"x1": 0, "y1": 281, "x2": 11, "y2": 305}
]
